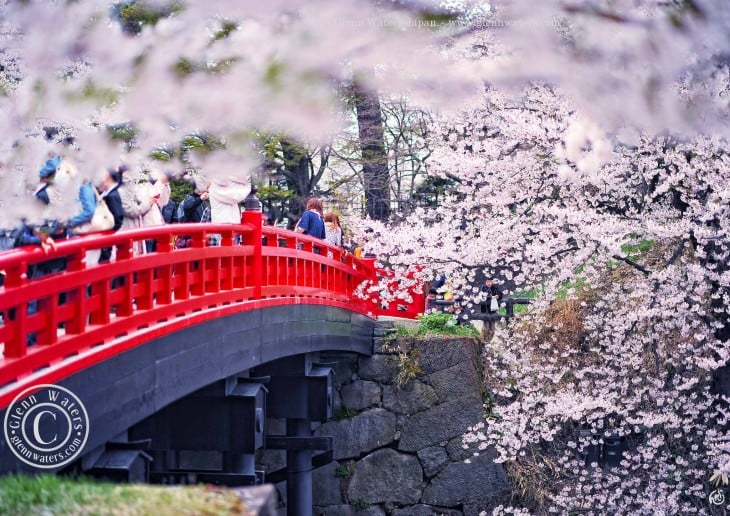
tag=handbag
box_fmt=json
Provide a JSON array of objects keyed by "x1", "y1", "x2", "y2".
[
  {"x1": 490, "y1": 297, "x2": 499, "y2": 312},
  {"x1": 74, "y1": 187, "x2": 115, "y2": 235}
]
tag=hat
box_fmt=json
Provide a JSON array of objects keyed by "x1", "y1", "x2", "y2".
[{"x1": 38, "y1": 156, "x2": 61, "y2": 179}]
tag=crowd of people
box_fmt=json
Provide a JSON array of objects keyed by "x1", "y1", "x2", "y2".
[
  {"x1": 0, "y1": 152, "x2": 354, "y2": 281},
  {"x1": 2, "y1": 155, "x2": 509, "y2": 344},
  {"x1": 0, "y1": 152, "x2": 355, "y2": 350}
]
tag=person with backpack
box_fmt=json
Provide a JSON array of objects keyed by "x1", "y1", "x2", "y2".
[
  {"x1": 175, "y1": 175, "x2": 210, "y2": 248},
  {"x1": 161, "y1": 198, "x2": 178, "y2": 224},
  {"x1": 178, "y1": 176, "x2": 210, "y2": 223}
]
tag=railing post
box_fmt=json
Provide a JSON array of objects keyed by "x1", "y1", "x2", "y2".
[
  {"x1": 362, "y1": 254, "x2": 377, "y2": 276},
  {"x1": 362, "y1": 255, "x2": 379, "y2": 315},
  {"x1": 505, "y1": 298, "x2": 515, "y2": 318},
  {"x1": 242, "y1": 188, "x2": 263, "y2": 299}
]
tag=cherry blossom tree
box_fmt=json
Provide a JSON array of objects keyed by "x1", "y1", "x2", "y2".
[
  {"x1": 351, "y1": 11, "x2": 730, "y2": 511},
  {"x1": 354, "y1": 77, "x2": 729, "y2": 513}
]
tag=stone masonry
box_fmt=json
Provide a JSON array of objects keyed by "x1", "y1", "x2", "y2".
[{"x1": 262, "y1": 324, "x2": 509, "y2": 515}]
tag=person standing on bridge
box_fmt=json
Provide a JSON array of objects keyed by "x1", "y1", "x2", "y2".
[
  {"x1": 208, "y1": 175, "x2": 248, "y2": 245},
  {"x1": 141, "y1": 168, "x2": 171, "y2": 253},
  {"x1": 34, "y1": 156, "x2": 60, "y2": 206},
  {"x1": 209, "y1": 176, "x2": 248, "y2": 224},
  {"x1": 324, "y1": 212, "x2": 343, "y2": 247},
  {"x1": 118, "y1": 164, "x2": 158, "y2": 255},
  {"x1": 178, "y1": 175, "x2": 211, "y2": 224},
  {"x1": 98, "y1": 167, "x2": 125, "y2": 263},
  {"x1": 296, "y1": 197, "x2": 326, "y2": 239}
]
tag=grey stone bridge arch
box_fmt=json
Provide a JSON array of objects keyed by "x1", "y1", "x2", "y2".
[{"x1": 0, "y1": 303, "x2": 374, "y2": 510}]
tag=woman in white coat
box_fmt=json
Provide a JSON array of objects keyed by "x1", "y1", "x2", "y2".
[
  {"x1": 117, "y1": 166, "x2": 157, "y2": 255},
  {"x1": 208, "y1": 176, "x2": 248, "y2": 245},
  {"x1": 209, "y1": 176, "x2": 248, "y2": 224},
  {"x1": 140, "y1": 168, "x2": 171, "y2": 252}
]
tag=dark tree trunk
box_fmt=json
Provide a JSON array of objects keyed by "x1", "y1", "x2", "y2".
[
  {"x1": 353, "y1": 84, "x2": 390, "y2": 221},
  {"x1": 280, "y1": 140, "x2": 311, "y2": 197},
  {"x1": 280, "y1": 139, "x2": 313, "y2": 225}
]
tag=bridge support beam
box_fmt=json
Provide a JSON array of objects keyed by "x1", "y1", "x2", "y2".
[
  {"x1": 254, "y1": 354, "x2": 335, "y2": 515},
  {"x1": 286, "y1": 418, "x2": 312, "y2": 516},
  {"x1": 128, "y1": 377, "x2": 267, "y2": 486}
]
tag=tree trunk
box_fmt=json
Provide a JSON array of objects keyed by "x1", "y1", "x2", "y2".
[
  {"x1": 280, "y1": 139, "x2": 313, "y2": 225},
  {"x1": 353, "y1": 83, "x2": 390, "y2": 221}
]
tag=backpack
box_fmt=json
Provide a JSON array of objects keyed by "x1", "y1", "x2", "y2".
[
  {"x1": 178, "y1": 194, "x2": 211, "y2": 223},
  {"x1": 161, "y1": 199, "x2": 178, "y2": 224},
  {"x1": 176, "y1": 197, "x2": 190, "y2": 223},
  {"x1": 0, "y1": 228, "x2": 19, "y2": 251},
  {"x1": 200, "y1": 204, "x2": 211, "y2": 223}
]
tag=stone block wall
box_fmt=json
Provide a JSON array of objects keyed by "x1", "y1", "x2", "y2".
[{"x1": 263, "y1": 334, "x2": 509, "y2": 515}]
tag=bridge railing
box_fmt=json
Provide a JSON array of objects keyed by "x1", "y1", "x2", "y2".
[
  {"x1": 0, "y1": 212, "x2": 423, "y2": 398},
  {"x1": 363, "y1": 262, "x2": 426, "y2": 319}
]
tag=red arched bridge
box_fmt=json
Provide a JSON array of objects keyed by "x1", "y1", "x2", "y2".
[{"x1": 0, "y1": 208, "x2": 424, "y2": 514}]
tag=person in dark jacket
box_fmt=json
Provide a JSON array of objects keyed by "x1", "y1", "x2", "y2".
[
  {"x1": 179, "y1": 179, "x2": 210, "y2": 223},
  {"x1": 15, "y1": 221, "x2": 56, "y2": 251},
  {"x1": 479, "y1": 277, "x2": 503, "y2": 341},
  {"x1": 480, "y1": 277, "x2": 503, "y2": 313},
  {"x1": 34, "y1": 156, "x2": 60, "y2": 205},
  {"x1": 28, "y1": 157, "x2": 69, "y2": 278},
  {"x1": 98, "y1": 167, "x2": 125, "y2": 264}
]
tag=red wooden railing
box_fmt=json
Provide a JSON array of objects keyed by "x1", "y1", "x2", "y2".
[{"x1": 0, "y1": 211, "x2": 424, "y2": 408}]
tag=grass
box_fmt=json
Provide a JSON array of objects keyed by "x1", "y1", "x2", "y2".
[
  {"x1": 556, "y1": 275, "x2": 589, "y2": 300},
  {"x1": 391, "y1": 311, "x2": 479, "y2": 338},
  {"x1": 386, "y1": 312, "x2": 478, "y2": 387},
  {"x1": 620, "y1": 238, "x2": 655, "y2": 261},
  {"x1": 498, "y1": 288, "x2": 538, "y2": 316},
  {"x1": 333, "y1": 407, "x2": 358, "y2": 421},
  {"x1": 334, "y1": 461, "x2": 356, "y2": 478},
  {"x1": 394, "y1": 349, "x2": 425, "y2": 388},
  {"x1": 0, "y1": 474, "x2": 250, "y2": 515}
]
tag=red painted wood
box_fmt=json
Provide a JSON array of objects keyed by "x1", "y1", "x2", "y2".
[{"x1": 0, "y1": 219, "x2": 424, "y2": 409}]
